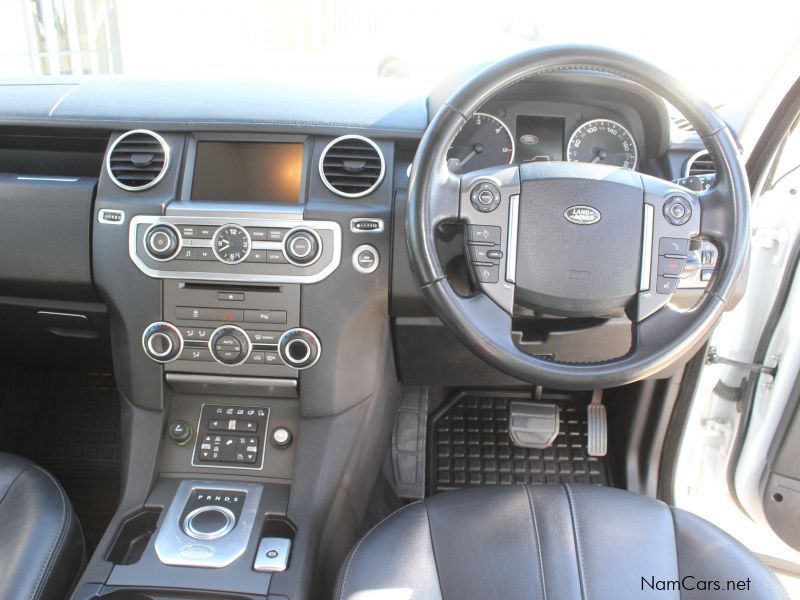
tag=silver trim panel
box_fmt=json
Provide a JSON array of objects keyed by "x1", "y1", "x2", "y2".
[
  {"x1": 640, "y1": 203, "x2": 654, "y2": 291},
  {"x1": 106, "y1": 129, "x2": 171, "y2": 192},
  {"x1": 506, "y1": 194, "x2": 519, "y2": 283},
  {"x1": 154, "y1": 480, "x2": 263, "y2": 568},
  {"x1": 129, "y1": 214, "x2": 341, "y2": 284},
  {"x1": 318, "y1": 134, "x2": 385, "y2": 198}
]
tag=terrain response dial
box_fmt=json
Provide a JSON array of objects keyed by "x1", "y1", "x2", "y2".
[
  {"x1": 208, "y1": 325, "x2": 252, "y2": 366},
  {"x1": 142, "y1": 322, "x2": 183, "y2": 363}
]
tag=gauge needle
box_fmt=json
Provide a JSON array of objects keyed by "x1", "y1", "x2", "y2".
[
  {"x1": 591, "y1": 149, "x2": 609, "y2": 163},
  {"x1": 460, "y1": 143, "x2": 484, "y2": 167},
  {"x1": 219, "y1": 241, "x2": 231, "y2": 251}
]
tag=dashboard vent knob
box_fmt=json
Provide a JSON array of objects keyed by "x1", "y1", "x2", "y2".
[
  {"x1": 319, "y1": 135, "x2": 385, "y2": 198},
  {"x1": 685, "y1": 150, "x2": 716, "y2": 177},
  {"x1": 106, "y1": 129, "x2": 170, "y2": 191}
]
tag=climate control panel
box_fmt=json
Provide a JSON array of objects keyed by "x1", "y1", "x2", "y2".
[{"x1": 130, "y1": 214, "x2": 341, "y2": 284}]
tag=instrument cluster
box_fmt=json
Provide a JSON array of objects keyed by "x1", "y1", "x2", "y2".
[{"x1": 447, "y1": 108, "x2": 640, "y2": 173}]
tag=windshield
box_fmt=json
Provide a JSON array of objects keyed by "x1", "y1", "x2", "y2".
[{"x1": 1, "y1": 0, "x2": 798, "y2": 105}]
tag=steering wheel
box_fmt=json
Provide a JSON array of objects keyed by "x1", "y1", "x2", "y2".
[{"x1": 407, "y1": 45, "x2": 749, "y2": 390}]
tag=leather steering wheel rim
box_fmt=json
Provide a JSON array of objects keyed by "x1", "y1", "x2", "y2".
[{"x1": 407, "y1": 45, "x2": 750, "y2": 390}]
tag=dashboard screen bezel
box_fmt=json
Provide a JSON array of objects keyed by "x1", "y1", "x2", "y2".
[{"x1": 179, "y1": 132, "x2": 310, "y2": 206}]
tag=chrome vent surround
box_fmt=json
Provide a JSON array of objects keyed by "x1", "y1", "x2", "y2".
[
  {"x1": 319, "y1": 135, "x2": 385, "y2": 198},
  {"x1": 685, "y1": 150, "x2": 716, "y2": 177},
  {"x1": 106, "y1": 129, "x2": 170, "y2": 191}
]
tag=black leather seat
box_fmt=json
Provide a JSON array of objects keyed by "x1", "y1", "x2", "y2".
[
  {"x1": 336, "y1": 484, "x2": 787, "y2": 599},
  {"x1": 0, "y1": 452, "x2": 84, "y2": 599}
]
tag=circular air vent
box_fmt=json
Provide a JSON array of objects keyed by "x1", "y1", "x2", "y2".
[
  {"x1": 685, "y1": 150, "x2": 716, "y2": 178},
  {"x1": 106, "y1": 129, "x2": 170, "y2": 191},
  {"x1": 319, "y1": 135, "x2": 385, "y2": 198}
]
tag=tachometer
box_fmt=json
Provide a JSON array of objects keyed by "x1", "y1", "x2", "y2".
[
  {"x1": 567, "y1": 119, "x2": 638, "y2": 169},
  {"x1": 447, "y1": 113, "x2": 514, "y2": 172}
]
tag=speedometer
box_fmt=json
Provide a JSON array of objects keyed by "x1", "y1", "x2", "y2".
[
  {"x1": 567, "y1": 119, "x2": 638, "y2": 169},
  {"x1": 447, "y1": 113, "x2": 514, "y2": 172}
]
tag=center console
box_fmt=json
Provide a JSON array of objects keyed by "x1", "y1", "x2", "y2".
[{"x1": 78, "y1": 130, "x2": 398, "y2": 599}]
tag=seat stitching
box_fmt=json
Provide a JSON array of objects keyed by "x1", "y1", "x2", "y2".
[
  {"x1": 667, "y1": 505, "x2": 683, "y2": 600},
  {"x1": 337, "y1": 501, "x2": 422, "y2": 600},
  {"x1": 423, "y1": 502, "x2": 446, "y2": 599},
  {"x1": 563, "y1": 483, "x2": 588, "y2": 600},
  {"x1": 26, "y1": 465, "x2": 69, "y2": 600},
  {"x1": 524, "y1": 485, "x2": 548, "y2": 600}
]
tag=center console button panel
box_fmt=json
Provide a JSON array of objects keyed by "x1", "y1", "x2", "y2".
[
  {"x1": 193, "y1": 404, "x2": 269, "y2": 469},
  {"x1": 129, "y1": 214, "x2": 341, "y2": 284}
]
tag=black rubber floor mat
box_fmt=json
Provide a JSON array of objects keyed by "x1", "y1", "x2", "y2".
[
  {"x1": 429, "y1": 391, "x2": 611, "y2": 494},
  {"x1": 0, "y1": 367, "x2": 121, "y2": 552}
]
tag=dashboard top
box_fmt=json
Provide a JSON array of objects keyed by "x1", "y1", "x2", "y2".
[{"x1": 0, "y1": 76, "x2": 429, "y2": 138}]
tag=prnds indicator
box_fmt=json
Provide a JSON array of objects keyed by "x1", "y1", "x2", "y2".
[{"x1": 212, "y1": 224, "x2": 251, "y2": 264}]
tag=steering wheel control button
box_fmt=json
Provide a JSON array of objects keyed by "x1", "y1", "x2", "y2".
[
  {"x1": 656, "y1": 276, "x2": 679, "y2": 295},
  {"x1": 470, "y1": 181, "x2": 502, "y2": 212},
  {"x1": 168, "y1": 421, "x2": 192, "y2": 445},
  {"x1": 142, "y1": 322, "x2": 183, "y2": 363},
  {"x1": 253, "y1": 537, "x2": 292, "y2": 573},
  {"x1": 283, "y1": 228, "x2": 321, "y2": 265},
  {"x1": 183, "y1": 505, "x2": 236, "y2": 540},
  {"x1": 209, "y1": 325, "x2": 252, "y2": 366},
  {"x1": 466, "y1": 224, "x2": 501, "y2": 245},
  {"x1": 663, "y1": 196, "x2": 692, "y2": 226},
  {"x1": 352, "y1": 245, "x2": 380, "y2": 274},
  {"x1": 278, "y1": 328, "x2": 321, "y2": 370},
  {"x1": 474, "y1": 264, "x2": 500, "y2": 284},
  {"x1": 658, "y1": 237, "x2": 690, "y2": 257},
  {"x1": 271, "y1": 427, "x2": 293, "y2": 449},
  {"x1": 657, "y1": 256, "x2": 686, "y2": 277},
  {"x1": 145, "y1": 224, "x2": 180, "y2": 260},
  {"x1": 469, "y1": 246, "x2": 500, "y2": 263}
]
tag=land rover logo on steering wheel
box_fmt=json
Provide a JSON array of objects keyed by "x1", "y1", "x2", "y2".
[{"x1": 564, "y1": 205, "x2": 602, "y2": 225}]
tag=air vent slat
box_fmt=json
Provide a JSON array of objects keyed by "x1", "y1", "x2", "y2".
[
  {"x1": 686, "y1": 150, "x2": 717, "y2": 178},
  {"x1": 319, "y1": 135, "x2": 385, "y2": 198},
  {"x1": 107, "y1": 130, "x2": 169, "y2": 191}
]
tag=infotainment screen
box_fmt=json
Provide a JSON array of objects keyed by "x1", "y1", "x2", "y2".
[
  {"x1": 191, "y1": 142, "x2": 304, "y2": 203},
  {"x1": 515, "y1": 116, "x2": 565, "y2": 163}
]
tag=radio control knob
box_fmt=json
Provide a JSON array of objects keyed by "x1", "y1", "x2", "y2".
[
  {"x1": 145, "y1": 224, "x2": 180, "y2": 260},
  {"x1": 283, "y1": 229, "x2": 321, "y2": 265},
  {"x1": 142, "y1": 322, "x2": 183, "y2": 363},
  {"x1": 209, "y1": 325, "x2": 252, "y2": 366},
  {"x1": 278, "y1": 328, "x2": 321, "y2": 370}
]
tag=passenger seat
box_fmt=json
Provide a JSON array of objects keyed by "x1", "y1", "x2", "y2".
[{"x1": 0, "y1": 452, "x2": 84, "y2": 599}]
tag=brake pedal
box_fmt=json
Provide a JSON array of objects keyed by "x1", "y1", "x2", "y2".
[
  {"x1": 587, "y1": 389, "x2": 607, "y2": 457},
  {"x1": 508, "y1": 401, "x2": 560, "y2": 449}
]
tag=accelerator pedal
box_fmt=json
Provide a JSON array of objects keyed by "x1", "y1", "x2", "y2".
[{"x1": 587, "y1": 389, "x2": 607, "y2": 457}]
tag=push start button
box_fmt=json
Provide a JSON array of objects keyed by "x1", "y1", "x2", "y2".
[{"x1": 352, "y1": 245, "x2": 380, "y2": 274}]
